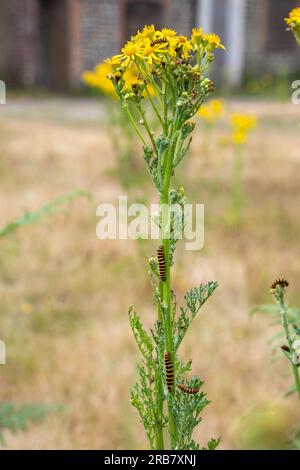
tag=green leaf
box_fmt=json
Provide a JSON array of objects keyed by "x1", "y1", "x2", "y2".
[
  {"x1": 206, "y1": 438, "x2": 221, "y2": 450},
  {"x1": 0, "y1": 402, "x2": 62, "y2": 445},
  {"x1": 128, "y1": 307, "x2": 153, "y2": 362},
  {"x1": 173, "y1": 376, "x2": 210, "y2": 449},
  {"x1": 250, "y1": 304, "x2": 279, "y2": 317},
  {"x1": 285, "y1": 383, "x2": 297, "y2": 397},
  {"x1": 0, "y1": 190, "x2": 91, "y2": 239},
  {"x1": 175, "y1": 281, "x2": 218, "y2": 350}
]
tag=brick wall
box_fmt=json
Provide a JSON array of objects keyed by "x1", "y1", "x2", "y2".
[
  {"x1": 169, "y1": 0, "x2": 196, "y2": 36},
  {"x1": 1, "y1": 0, "x2": 298, "y2": 90},
  {"x1": 0, "y1": 0, "x2": 39, "y2": 86},
  {"x1": 244, "y1": 0, "x2": 300, "y2": 76},
  {"x1": 80, "y1": 0, "x2": 120, "y2": 71}
]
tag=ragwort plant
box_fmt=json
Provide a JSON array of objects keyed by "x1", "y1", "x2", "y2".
[
  {"x1": 106, "y1": 25, "x2": 224, "y2": 450},
  {"x1": 252, "y1": 279, "x2": 300, "y2": 448},
  {"x1": 252, "y1": 279, "x2": 300, "y2": 399}
]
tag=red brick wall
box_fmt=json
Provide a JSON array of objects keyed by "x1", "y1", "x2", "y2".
[
  {"x1": 67, "y1": 0, "x2": 82, "y2": 88},
  {"x1": 245, "y1": 0, "x2": 300, "y2": 75},
  {"x1": 0, "y1": 0, "x2": 39, "y2": 86}
]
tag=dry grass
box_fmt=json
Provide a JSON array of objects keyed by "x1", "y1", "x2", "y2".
[{"x1": 0, "y1": 97, "x2": 300, "y2": 449}]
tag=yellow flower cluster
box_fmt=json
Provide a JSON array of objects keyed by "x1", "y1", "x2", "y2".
[
  {"x1": 101, "y1": 25, "x2": 224, "y2": 102},
  {"x1": 192, "y1": 28, "x2": 225, "y2": 52},
  {"x1": 285, "y1": 8, "x2": 300, "y2": 44},
  {"x1": 198, "y1": 99, "x2": 224, "y2": 124},
  {"x1": 230, "y1": 113, "x2": 257, "y2": 145},
  {"x1": 107, "y1": 25, "x2": 224, "y2": 68}
]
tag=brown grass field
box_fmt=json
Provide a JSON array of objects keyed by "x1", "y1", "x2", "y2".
[{"x1": 0, "y1": 96, "x2": 300, "y2": 449}]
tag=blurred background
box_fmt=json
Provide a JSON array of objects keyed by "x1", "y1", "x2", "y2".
[{"x1": 0, "y1": 0, "x2": 300, "y2": 450}]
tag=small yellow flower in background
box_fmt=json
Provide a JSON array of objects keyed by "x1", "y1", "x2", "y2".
[
  {"x1": 285, "y1": 8, "x2": 300, "y2": 45},
  {"x1": 230, "y1": 113, "x2": 257, "y2": 145},
  {"x1": 82, "y1": 63, "x2": 138, "y2": 99},
  {"x1": 232, "y1": 130, "x2": 247, "y2": 145},
  {"x1": 20, "y1": 302, "x2": 33, "y2": 315},
  {"x1": 82, "y1": 62, "x2": 116, "y2": 97},
  {"x1": 198, "y1": 99, "x2": 224, "y2": 124}
]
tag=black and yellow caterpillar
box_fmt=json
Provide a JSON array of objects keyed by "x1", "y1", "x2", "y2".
[
  {"x1": 150, "y1": 37, "x2": 168, "y2": 47},
  {"x1": 164, "y1": 352, "x2": 174, "y2": 392},
  {"x1": 177, "y1": 383, "x2": 200, "y2": 395},
  {"x1": 157, "y1": 246, "x2": 166, "y2": 282}
]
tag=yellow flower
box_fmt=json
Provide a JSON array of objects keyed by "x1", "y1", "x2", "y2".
[
  {"x1": 230, "y1": 113, "x2": 257, "y2": 132},
  {"x1": 82, "y1": 63, "x2": 116, "y2": 97},
  {"x1": 105, "y1": 55, "x2": 122, "y2": 68},
  {"x1": 191, "y1": 27, "x2": 203, "y2": 45},
  {"x1": 229, "y1": 113, "x2": 257, "y2": 145},
  {"x1": 285, "y1": 7, "x2": 300, "y2": 44},
  {"x1": 192, "y1": 28, "x2": 225, "y2": 51},
  {"x1": 132, "y1": 24, "x2": 156, "y2": 43},
  {"x1": 117, "y1": 40, "x2": 144, "y2": 66},
  {"x1": 20, "y1": 302, "x2": 33, "y2": 315},
  {"x1": 82, "y1": 62, "x2": 139, "y2": 98},
  {"x1": 198, "y1": 99, "x2": 224, "y2": 124},
  {"x1": 285, "y1": 7, "x2": 300, "y2": 30},
  {"x1": 205, "y1": 33, "x2": 225, "y2": 50},
  {"x1": 146, "y1": 83, "x2": 155, "y2": 97},
  {"x1": 159, "y1": 28, "x2": 177, "y2": 39},
  {"x1": 169, "y1": 35, "x2": 193, "y2": 59},
  {"x1": 232, "y1": 130, "x2": 247, "y2": 145}
]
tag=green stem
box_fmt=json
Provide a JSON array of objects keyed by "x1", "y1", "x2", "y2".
[
  {"x1": 232, "y1": 145, "x2": 243, "y2": 221},
  {"x1": 125, "y1": 105, "x2": 147, "y2": 146},
  {"x1": 154, "y1": 422, "x2": 164, "y2": 449},
  {"x1": 154, "y1": 282, "x2": 165, "y2": 450},
  {"x1": 279, "y1": 296, "x2": 300, "y2": 400},
  {"x1": 145, "y1": 87, "x2": 164, "y2": 128},
  {"x1": 138, "y1": 106, "x2": 158, "y2": 156},
  {"x1": 159, "y1": 136, "x2": 178, "y2": 448}
]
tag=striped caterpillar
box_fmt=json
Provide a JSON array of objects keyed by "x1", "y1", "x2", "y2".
[
  {"x1": 206, "y1": 80, "x2": 216, "y2": 94},
  {"x1": 150, "y1": 37, "x2": 168, "y2": 47},
  {"x1": 177, "y1": 383, "x2": 200, "y2": 395},
  {"x1": 164, "y1": 352, "x2": 174, "y2": 392},
  {"x1": 157, "y1": 246, "x2": 166, "y2": 282},
  {"x1": 271, "y1": 278, "x2": 289, "y2": 289}
]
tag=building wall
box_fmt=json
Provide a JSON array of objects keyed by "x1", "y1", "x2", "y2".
[
  {"x1": 244, "y1": 0, "x2": 300, "y2": 77},
  {"x1": 0, "y1": 0, "x2": 299, "y2": 90},
  {"x1": 79, "y1": 0, "x2": 197, "y2": 72},
  {"x1": 0, "y1": 0, "x2": 39, "y2": 86},
  {"x1": 80, "y1": 0, "x2": 120, "y2": 71},
  {"x1": 169, "y1": 0, "x2": 197, "y2": 36}
]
